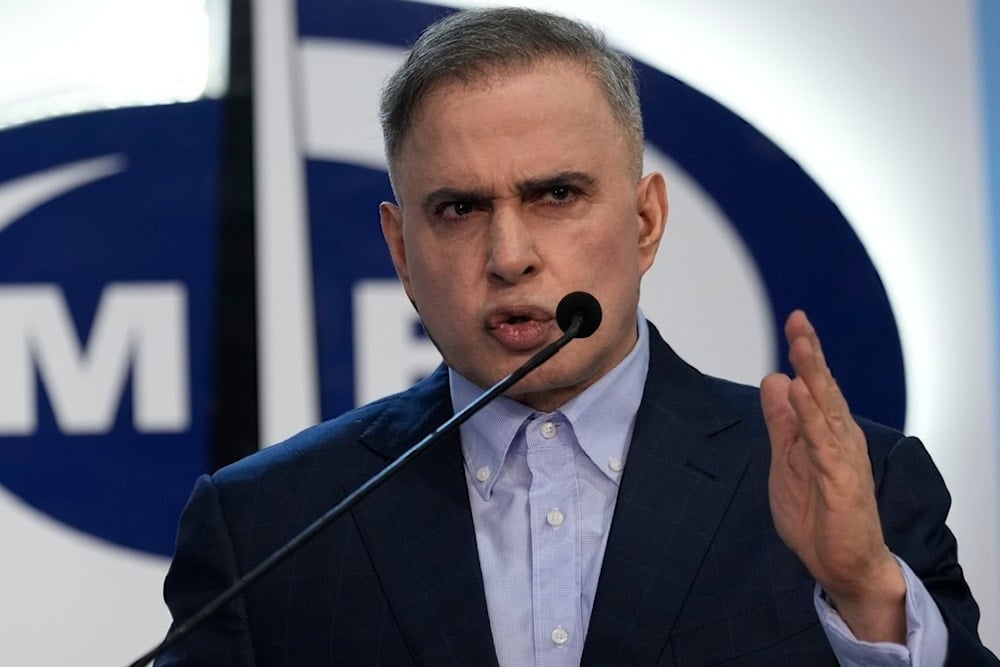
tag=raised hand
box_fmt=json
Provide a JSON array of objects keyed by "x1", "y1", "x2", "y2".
[{"x1": 760, "y1": 310, "x2": 906, "y2": 643}]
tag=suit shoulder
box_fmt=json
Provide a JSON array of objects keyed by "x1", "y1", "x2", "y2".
[
  {"x1": 701, "y1": 375, "x2": 763, "y2": 416},
  {"x1": 700, "y1": 374, "x2": 906, "y2": 448},
  {"x1": 706, "y1": 376, "x2": 912, "y2": 484},
  {"x1": 211, "y1": 369, "x2": 449, "y2": 489}
]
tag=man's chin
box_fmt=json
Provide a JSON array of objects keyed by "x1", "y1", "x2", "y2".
[
  {"x1": 451, "y1": 349, "x2": 589, "y2": 408},
  {"x1": 497, "y1": 371, "x2": 585, "y2": 412}
]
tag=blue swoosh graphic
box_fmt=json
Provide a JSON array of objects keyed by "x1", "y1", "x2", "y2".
[{"x1": 0, "y1": 154, "x2": 127, "y2": 236}]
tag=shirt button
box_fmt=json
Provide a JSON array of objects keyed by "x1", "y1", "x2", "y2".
[
  {"x1": 476, "y1": 466, "x2": 491, "y2": 482},
  {"x1": 546, "y1": 508, "x2": 564, "y2": 527},
  {"x1": 551, "y1": 626, "x2": 569, "y2": 646},
  {"x1": 540, "y1": 422, "x2": 557, "y2": 439},
  {"x1": 608, "y1": 457, "x2": 624, "y2": 472}
]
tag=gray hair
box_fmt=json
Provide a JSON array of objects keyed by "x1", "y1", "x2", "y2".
[{"x1": 379, "y1": 7, "x2": 644, "y2": 176}]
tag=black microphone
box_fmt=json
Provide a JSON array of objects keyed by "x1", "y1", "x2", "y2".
[
  {"x1": 129, "y1": 292, "x2": 603, "y2": 667},
  {"x1": 556, "y1": 291, "x2": 602, "y2": 338}
]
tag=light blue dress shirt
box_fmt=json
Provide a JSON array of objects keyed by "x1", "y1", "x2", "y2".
[{"x1": 450, "y1": 312, "x2": 946, "y2": 666}]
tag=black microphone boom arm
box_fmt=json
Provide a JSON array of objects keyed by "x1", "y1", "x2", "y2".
[{"x1": 129, "y1": 292, "x2": 602, "y2": 667}]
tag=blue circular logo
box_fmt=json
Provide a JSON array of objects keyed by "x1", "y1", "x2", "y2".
[
  {"x1": 0, "y1": 0, "x2": 904, "y2": 556},
  {"x1": 302, "y1": 0, "x2": 905, "y2": 429}
]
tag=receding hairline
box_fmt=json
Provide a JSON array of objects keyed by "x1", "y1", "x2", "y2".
[
  {"x1": 386, "y1": 57, "x2": 642, "y2": 184},
  {"x1": 379, "y1": 8, "x2": 645, "y2": 184}
]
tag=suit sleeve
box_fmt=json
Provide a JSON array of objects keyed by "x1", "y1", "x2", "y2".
[
  {"x1": 875, "y1": 435, "x2": 999, "y2": 666},
  {"x1": 154, "y1": 474, "x2": 256, "y2": 667}
]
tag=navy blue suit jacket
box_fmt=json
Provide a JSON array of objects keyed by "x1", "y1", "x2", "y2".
[{"x1": 157, "y1": 324, "x2": 996, "y2": 665}]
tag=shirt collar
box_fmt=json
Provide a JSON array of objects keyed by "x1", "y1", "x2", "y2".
[{"x1": 450, "y1": 310, "x2": 650, "y2": 500}]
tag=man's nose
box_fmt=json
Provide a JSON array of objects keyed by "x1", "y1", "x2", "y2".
[{"x1": 485, "y1": 209, "x2": 541, "y2": 285}]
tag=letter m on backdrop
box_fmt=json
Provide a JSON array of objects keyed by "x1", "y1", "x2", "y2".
[{"x1": 0, "y1": 283, "x2": 189, "y2": 435}]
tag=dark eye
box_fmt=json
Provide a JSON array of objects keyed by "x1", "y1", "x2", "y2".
[
  {"x1": 550, "y1": 186, "x2": 571, "y2": 201},
  {"x1": 437, "y1": 200, "x2": 479, "y2": 221},
  {"x1": 539, "y1": 186, "x2": 578, "y2": 206},
  {"x1": 451, "y1": 201, "x2": 475, "y2": 216}
]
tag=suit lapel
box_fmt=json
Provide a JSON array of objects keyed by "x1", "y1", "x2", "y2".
[
  {"x1": 345, "y1": 327, "x2": 753, "y2": 665},
  {"x1": 583, "y1": 326, "x2": 752, "y2": 665},
  {"x1": 349, "y1": 367, "x2": 500, "y2": 666}
]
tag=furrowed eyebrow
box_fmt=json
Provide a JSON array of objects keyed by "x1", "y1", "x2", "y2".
[
  {"x1": 516, "y1": 171, "x2": 596, "y2": 197},
  {"x1": 419, "y1": 171, "x2": 596, "y2": 211},
  {"x1": 421, "y1": 187, "x2": 492, "y2": 212}
]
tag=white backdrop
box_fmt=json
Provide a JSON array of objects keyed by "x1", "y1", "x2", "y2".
[{"x1": 0, "y1": 1, "x2": 996, "y2": 664}]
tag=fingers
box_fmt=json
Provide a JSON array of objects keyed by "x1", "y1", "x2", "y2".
[
  {"x1": 786, "y1": 376, "x2": 843, "y2": 475},
  {"x1": 764, "y1": 311, "x2": 865, "y2": 458},
  {"x1": 760, "y1": 373, "x2": 792, "y2": 420},
  {"x1": 785, "y1": 311, "x2": 830, "y2": 400},
  {"x1": 784, "y1": 310, "x2": 828, "y2": 374},
  {"x1": 760, "y1": 372, "x2": 796, "y2": 451},
  {"x1": 783, "y1": 311, "x2": 854, "y2": 439}
]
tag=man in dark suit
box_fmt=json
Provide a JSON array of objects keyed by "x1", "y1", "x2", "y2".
[{"x1": 156, "y1": 7, "x2": 998, "y2": 665}]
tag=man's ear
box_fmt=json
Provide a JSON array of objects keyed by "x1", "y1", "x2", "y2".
[
  {"x1": 379, "y1": 202, "x2": 413, "y2": 298},
  {"x1": 635, "y1": 171, "x2": 668, "y2": 274}
]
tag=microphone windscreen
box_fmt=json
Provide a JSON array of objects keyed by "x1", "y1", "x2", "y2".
[{"x1": 556, "y1": 292, "x2": 602, "y2": 338}]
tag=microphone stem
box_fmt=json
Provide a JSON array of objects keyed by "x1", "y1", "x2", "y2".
[{"x1": 128, "y1": 313, "x2": 583, "y2": 667}]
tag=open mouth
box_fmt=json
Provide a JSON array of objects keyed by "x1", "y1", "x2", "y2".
[
  {"x1": 487, "y1": 305, "x2": 553, "y2": 351},
  {"x1": 487, "y1": 305, "x2": 551, "y2": 329}
]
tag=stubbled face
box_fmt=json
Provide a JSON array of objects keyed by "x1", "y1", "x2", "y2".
[{"x1": 380, "y1": 59, "x2": 667, "y2": 411}]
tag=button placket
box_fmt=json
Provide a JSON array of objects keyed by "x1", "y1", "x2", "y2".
[{"x1": 526, "y1": 415, "x2": 581, "y2": 663}]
